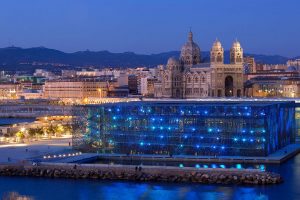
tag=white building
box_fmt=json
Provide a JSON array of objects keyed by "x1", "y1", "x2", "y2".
[{"x1": 154, "y1": 31, "x2": 244, "y2": 98}]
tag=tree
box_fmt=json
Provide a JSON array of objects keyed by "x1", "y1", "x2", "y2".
[
  {"x1": 16, "y1": 131, "x2": 25, "y2": 142},
  {"x1": 47, "y1": 124, "x2": 56, "y2": 137},
  {"x1": 55, "y1": 124, "x2": 64, "y2": 137},
  {"x1": 27, "y1": 128, "x2": 36, "y2": 138},
  {"x1": 35, "y1": 127, "x2": 44, "y2": 138}
]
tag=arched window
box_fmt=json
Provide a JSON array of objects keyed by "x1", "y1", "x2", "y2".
[
  {"x1": 188, "y1": 77, "x2": 191, "y2": 83},
  {"x1": 194, "y1": 77, "x2": 198, "y2": 83},
  {"x1": 164, "y1": 75, "x2": 168, "y2": 81}
]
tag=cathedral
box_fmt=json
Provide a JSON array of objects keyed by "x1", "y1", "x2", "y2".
[{"x1": 154, "y1": 31, "x2": 244, "y2": 98}]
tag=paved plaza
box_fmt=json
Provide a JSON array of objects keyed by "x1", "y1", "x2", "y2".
[{"x1": 0, "y1": 137, "x2": 72, "y2": 163}]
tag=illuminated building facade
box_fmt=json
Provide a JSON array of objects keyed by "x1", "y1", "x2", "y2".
[
  {"x1": 154, "y1": 32, "x2": 244, "y2": 98},
  {"x1": 73, "y1": 101, "x2": 295, "y2": 157},
  {"x1": 44, "y1": 78, "x2": 108, "y2": 100}
]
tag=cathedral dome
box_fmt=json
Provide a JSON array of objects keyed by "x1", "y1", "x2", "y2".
[
  {"x1": 167, "y1": 57, "x2": 180, "y2": 66},
  {"x1": 212, "y1": 39, "x2": 223, "y2": 50},
  {"x1": 180, "y1": 31, "x2": 201, "y2": 66},
  {"x1": 232, "y1": 39, "x2": 242, "y2": 49}
]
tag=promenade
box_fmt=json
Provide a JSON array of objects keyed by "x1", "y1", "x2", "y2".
[{"x1": 0, "y1": 137, "x2": 72, "y2": 163}]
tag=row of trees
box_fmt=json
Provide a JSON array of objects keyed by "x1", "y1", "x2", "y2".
[{"x1": 15, "y1": 124, "x2": 72, "y2": 141}]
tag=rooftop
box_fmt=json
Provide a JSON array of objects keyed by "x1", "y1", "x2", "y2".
[{"x1": 86, "y1": 98, "x2": 296, "y2": 107}]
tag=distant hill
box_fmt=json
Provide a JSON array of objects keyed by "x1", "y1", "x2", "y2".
[{"x1": 0, "y1": 47, "x2": 295, "y2": 71}]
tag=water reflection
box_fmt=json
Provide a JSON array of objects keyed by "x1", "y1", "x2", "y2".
[{"x1": 1, "y1": 155, "x2": 300, "y2": 200}]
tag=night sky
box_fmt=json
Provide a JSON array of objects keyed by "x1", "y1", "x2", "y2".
[{"x1": 0, "y1": 0, "x2": 299, "y2": 57}]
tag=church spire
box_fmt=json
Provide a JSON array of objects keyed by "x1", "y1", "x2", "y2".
[{"x1": 188, "y1": 29, "x2": 193, "y2": 42}]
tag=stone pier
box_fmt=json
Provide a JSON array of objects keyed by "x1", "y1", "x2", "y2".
[{"x1": 0, "y1": 162, "x2": 282, "y2": 185}]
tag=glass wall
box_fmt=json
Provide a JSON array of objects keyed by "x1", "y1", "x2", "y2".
[{"x1": 73, "y1": 101, "x2": 295, "y2": 157}]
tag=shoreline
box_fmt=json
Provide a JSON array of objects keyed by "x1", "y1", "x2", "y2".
[{"x1": 0, "y1": 162, "x2": 283, "y2": 185}]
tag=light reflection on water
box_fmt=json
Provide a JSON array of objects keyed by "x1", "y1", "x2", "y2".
[{"x1": 0, "y1": 155, "x2": 300, "y2": 200}]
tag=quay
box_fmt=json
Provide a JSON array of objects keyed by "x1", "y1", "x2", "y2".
[
  {"x1": 0, "y1": 162, "x2": 282, "y2": 185},
  {"x1": 40, "y1": 144, "x2": 300, "y2": 164}
]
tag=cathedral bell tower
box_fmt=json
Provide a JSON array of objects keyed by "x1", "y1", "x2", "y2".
[
  {"x1": 230, "y1": 39, "x2": 243, "y2": 64},
  {"x1": 210, "y1": 39, "x2": 244, "y2": 98},
  {"x1": 210, "y1": 39, "x2": 224, "y2": 64}
]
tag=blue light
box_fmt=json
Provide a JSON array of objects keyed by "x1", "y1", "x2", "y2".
[
  {"x1": 195, "y1": 164, "x2": 200, "y2": 169},
  {"x1": 211, "y1": 164, "x2": 217, "y2": 168},
  {"x1": 116, "y1": 108, "x2": 120, "y2": 112},
  {"x1": 168, "y1": 127, "x2": 171, "y2": 130},
  {"x1": 160, "y1": 118, "x2": 163, "y2": 121},
  {"x1": 108, "y1": 108, "x2": 112, "y2": 112},
  {"x1": 244, "y1": 106, "x2": 248, "y2": 110},
  {"x1": 204, "y1": 111, "x2": 208, "y2": 114},
  {"x1": 203, "y1": 165, "x2": 208, "y2": 168},
  {"x1": 217, "y1": 129, "x2": 221, "y2": 132},
  {"x1": 250, "y1": 139, "x2": 254, "y2": 142},
  {"x1": 147, "y1": 143, "x2": 151, "y2": 146},
  {"x1": 260, "y1": 165, "x2": 265, "y2": 171},
  {"x1": 208, "y1": 128, "x2": 213, "y2": 133},
  {"x1": 179, "y1": 164, "x2": 184, "y2": 168},
  {"x1": 246, "y1": 112, "x2": 251, "y2": 116},
  {"x1": 196, "y1": 145, "x2": 200, "y2": 148},
  {"x1": 212, "y1": 146, "x2": 216, "y2": 149},
  {"x1": 140, "y1": 142, "x2": 144, "y2": 146},
  {"x1": 262, "y1": 129, "x2": 266, "y2": 133},
  {"x1": 180, "y1": 144, "x2": 183, "y2": 148},
  {"x1": 160, "y1": 135, "x2": 164, "y2": 139},
  {"x1": 216, "y1": 137, "x2": 220, "y2": 140},
  {"x1": 233, "y1": 138, "x2": 238, "y2": 142},
  {"x1": 112, "y1": 116, "x2": 117, "y2": 120},
  {"x1": 184, "y1": 135, "x2": 188, "y2": 139},
  {"x1": 250, "y1": 130, "x2": 254, "y2": 134},
  {"x1": 242, "y1": 129, "x2": 246, "y2": 133},
  {"x1": 220, "y1": 164, "x2": 226, "y2": 169},
  {"x1": 238, "y1": 112, "x2": 241, "y2": 115},
  {"x1": 262, "y1": 138, "x2": 266, "y2": 142},
  {"x1": 200, "y1": 136, "x2": 204, "y2": 139},
  {"x1": 152, "y1": 126, "x2": 156, "y2": 130},
  {"x1": 221, "y1": 146, "x2": 225, "y2": 150},
  {"x1": 242, "y1": 138, "x2": 246, "y2": 142},
  {"x1": 192, "y1": 128, "x2": 196, "y2": 131},
  {"x1": 260, "y1": 112, "x2": 265, "y2": 116},
  {"x1": 151, "y1": 118, "x2": 155, "y2": 121},
  {"x1": 128, "y1": 117, "x2": 132, "y2": 120},
  {"x1": 160, "y1": 126, "x2": 163, "y2": 130},
  {"x1": 236, "y1": 164, "x2": 242, "y2": 169}
]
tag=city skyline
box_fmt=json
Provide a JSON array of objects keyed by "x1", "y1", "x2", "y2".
[{"x1": 0, "y1": 0, "x2": 299, "y2": 57}]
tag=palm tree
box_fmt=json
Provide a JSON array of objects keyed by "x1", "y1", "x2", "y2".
[
  {"x1": 27, "y1": 128, "x2": 36, "y2": 139},
  {"x1": 35, "y1": 127, "x2": 44, "y2": 138},
  {"x1": 16, "y1": 131, "x2": 25, "y2": 143}
]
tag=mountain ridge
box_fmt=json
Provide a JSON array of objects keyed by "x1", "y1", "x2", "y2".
[{"x1": 0, "y1": 47, "x2": 295, "y2": 71}]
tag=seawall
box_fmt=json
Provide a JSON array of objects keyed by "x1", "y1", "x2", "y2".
[{"x1": 0, "y1": 163, "x2": 282, "y2": 185}]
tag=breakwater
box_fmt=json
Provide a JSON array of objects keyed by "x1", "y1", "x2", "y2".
[{"x1": 0, "y1": 163, "x2": 282, "y2": 185}]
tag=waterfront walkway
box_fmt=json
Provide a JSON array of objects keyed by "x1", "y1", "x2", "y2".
[
  {"x1": 0, "y1": 137, "x2": 72, "y2": 164},
  {"x1": 43, "y1": 143, "x2": 300, "y2": 164}
]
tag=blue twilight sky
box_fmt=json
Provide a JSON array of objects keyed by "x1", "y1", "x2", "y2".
[{"x1": 0, "y1": 0, "x2": 299, "y2": 57}]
